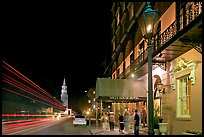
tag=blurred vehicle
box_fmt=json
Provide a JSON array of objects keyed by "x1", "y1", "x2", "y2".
[{"x1": 73, "y1": 114, "x2": 86, "y2": 127}]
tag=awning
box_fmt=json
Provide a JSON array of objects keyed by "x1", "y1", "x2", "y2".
[{"x1": 96, "y1": 78, "x2": 146, "y2": 102}]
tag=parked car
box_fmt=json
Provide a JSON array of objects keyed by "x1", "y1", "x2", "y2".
[{"x1": 73, "y1": 114, "x2": 86, "y2": 127}]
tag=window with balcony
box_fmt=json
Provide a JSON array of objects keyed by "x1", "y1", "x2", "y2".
[
  {"x1": 121, "y1": 2, "x2": 125, "y2": 13},
  {"x1": 121, "y1": 14, "x2": 126, "y2": 35},
  {"x1": 178, "y1": 2, "x2": 202, "y2": 31},
  {"x1": 128, "y1": 3, "x2": 134, "y2": 21},
  {"x1": 130, "y1": 53, "x2": 134, "y2": 64},
  {"x1": 116, "y1": 9, "x2": 120, "y2": 26},
  {"x1": 112, "y1": 39, "x2": 116, "y2": 51},
  {"x1": 177, "y1": 75, "x2": 191, "y2": 118},
  {"x1": 111, "y1": 20, "x2": 116, "y2": 37}
]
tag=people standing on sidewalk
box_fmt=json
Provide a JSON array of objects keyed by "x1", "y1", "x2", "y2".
[
  {"x1": 136, "y1": 108, "x2": 141, "y2": 124},
  {"x1": 134, "y1": 109, "x2": 140, "y2": 135},
  {"x1": 102, "y1": 113, "x2": 109, "y2": 130},
  {"x1": 129, "y1": 110, "x2": 135, "y2": 134},
  {"x1": 124, "y1": 110, "x2": 130, "y2": 134},
  {"x1": 105, "y1": 113, "x2": 109, "y2": 130},
  {"x1": 108, "y1": 112, "x2": 115, "y2": 131},
  {"x1": 141, "y1": 106, "x2": 147, "y2": 127},
  {"x1": 118, "y1": 113, "x2": 124, "y2": 134}
]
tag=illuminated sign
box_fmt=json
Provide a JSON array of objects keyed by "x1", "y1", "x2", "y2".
[{"x1": 109, "y1": 96, "x2": 138, "y2": 100}]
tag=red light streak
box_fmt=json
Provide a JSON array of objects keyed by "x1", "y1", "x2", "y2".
[
  {"x1": 2, "y1": 114, "x2": 55, "y2": 117},
  {"x1": 2, "y1": 75, "x2": 55, "y2": 104},
  {"x1": 2, "y1": 75, "x2": 61, "y2": 108},
  {"x1": 2, "y1": 61, "x2": 54, "y2": 99},
  {"x1": 3, "y1": 61, "x2": 65, "y2": 110},
  {"x1": 2, "y1": 61, "x2": 65, "y2": 106},
  {"x1": 2, "y1": 61, "x2": 69, "y2": 135},
  {"x1": 2, "y1": 118, "x2": 55, "y2": 134},
  {"x1": 2, "y1": 80, "x2": 57, "y2": 107},
  {"x1": 2, "y1": 88, "x2": 56, "y2": 109}
]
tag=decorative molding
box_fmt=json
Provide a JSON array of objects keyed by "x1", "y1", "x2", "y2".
[{"x1": 171, "y1": 58, "x2": 200, "y2": 89}]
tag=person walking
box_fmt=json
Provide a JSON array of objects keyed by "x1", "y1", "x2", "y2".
[
  {"x1": 104, "y1": 113, "x2": 109, "y2": 130},
  {"x1": 134, "y1": 109, "x2": 140, "y2": 135},
  {"x1": 136, "y1": 108, "x2": 141, "y2": 124},
  {"x1": 118, "y1": 113, "x2": 121, "y2": 132},
  {"x1": 102, "y1": 113, "x2": 109, "y2": 130},
  {"x1": 109, "y1": 112, "x2": 115, "y2": 131},
  {"x1": 124, "y1": 111, "x2": 130, "y2": 134},
  {"x1": 118, "y1": 113, "x2": 124, "y2": 134},
  {"x1": 141, "y1": 106, "x2": 147, "y2": 127}
]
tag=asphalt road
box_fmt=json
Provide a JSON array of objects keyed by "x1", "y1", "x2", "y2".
[
  {"x1": 3, "y1": 117, "x2": 92, "y2": 135},
  {"x1": 32, "y1": 117, "x2": 91, "y2": 135}
]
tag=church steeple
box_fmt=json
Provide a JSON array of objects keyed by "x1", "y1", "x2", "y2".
[
  {"x1": 61, "y1": 76, "x2": 68, "y2": 108},
  {"x1": 63, "y1": 77, "x2": 66, "y2": 86}
]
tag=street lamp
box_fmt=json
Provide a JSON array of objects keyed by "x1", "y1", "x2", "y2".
[{"x1": 137, "y1": 2, "x2": 160, "y2": 135}]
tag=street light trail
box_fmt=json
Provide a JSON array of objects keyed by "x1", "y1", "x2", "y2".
[
  {"x1": 2, "y1": 60, "x2": 67, "y2": 132},
  {"x1": 2, "y1": 75, "x2": 63, "y2": 109},
  {"x1": 2, "y1": 88, "x2": 56, "y2": 110},
  {"x1": 2, "y1": 74, "x2": 56, "y2": 104},
  {"x1": 2, "y1": 61, "x2": 66, "y2": 109},
  {"x1": 2, "y1": 61, "x2": 54, "y2": 98},
  {"x1": 2, "y1": 79, "x2": 56, "y2": 107},
  {"x1": 2, "y1": 118, "x2": 55, "y2": 134},
  {"x1": 2, "y1": 62, "x2": 64, "y2": 106}
]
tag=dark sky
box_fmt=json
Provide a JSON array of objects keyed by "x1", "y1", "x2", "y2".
[{"x1": 2, "y1": 1, "x2": 112, "y2": 112}]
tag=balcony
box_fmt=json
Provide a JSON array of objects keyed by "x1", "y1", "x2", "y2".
[{"x1": 125, "y1": 2, "x2": 202, "y2": 78}]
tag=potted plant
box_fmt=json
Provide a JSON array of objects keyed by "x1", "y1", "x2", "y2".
[
  {"x1": 153, "y1": 105, "x2": 160, "y2": 135},
  {"x1": 153, "y1": 114, "x2": 160, "y2": 135}
]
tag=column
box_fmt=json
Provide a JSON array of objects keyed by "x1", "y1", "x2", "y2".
[{"x1": 96, "y1": 101, "x2": 98, "y2": 127}]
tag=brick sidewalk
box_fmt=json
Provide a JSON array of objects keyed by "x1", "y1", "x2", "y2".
[{"x1": 88, "y1": 124, "x2": 148, "y2": 135}]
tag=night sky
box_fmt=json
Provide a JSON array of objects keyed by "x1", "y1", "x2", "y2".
[{"x1": 2, "y1": 1, "x2": 112, "y2": 112}]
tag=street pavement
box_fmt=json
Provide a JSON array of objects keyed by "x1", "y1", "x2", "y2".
[{"x1": 88, "y1": 124, "x2": 148, "y2": 135}]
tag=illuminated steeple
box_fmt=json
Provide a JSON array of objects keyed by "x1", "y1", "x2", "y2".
[
  {"x1": 63, "y1": 77, "x2": 66, "y2": 86},
  {"x1": 61, "y1": 76, "x2": 68, "y2": 108}
]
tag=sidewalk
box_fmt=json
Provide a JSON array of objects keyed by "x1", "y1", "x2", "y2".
[{"x1": 88, "y1": 124, "x2": 148, "y2": 135}]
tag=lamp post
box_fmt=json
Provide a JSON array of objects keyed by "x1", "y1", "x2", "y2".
[{"x1": 137, "y1": 2, "x2": 160, "y2": 135}]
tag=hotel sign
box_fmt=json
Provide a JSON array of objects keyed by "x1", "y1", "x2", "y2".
[{"x1": 109, "y1": 96, "x2": 138, "y2": 100}]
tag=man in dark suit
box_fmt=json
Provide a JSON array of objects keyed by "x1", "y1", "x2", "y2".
[{"x1": 134, "y1": 109, "x2": 140, "y2": 135}]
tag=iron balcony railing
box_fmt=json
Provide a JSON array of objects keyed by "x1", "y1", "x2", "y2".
[{"x1": 119, "y1": 2, "x2": 202, "y2": 79}]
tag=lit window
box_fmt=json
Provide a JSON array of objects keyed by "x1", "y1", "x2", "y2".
[
  {"x1": 129, "y1": 3, "x2": 134, "y2": 21},
  {"x1": 117, "y1": 11, "x2": 120, "y2": 26},
  {"x1": 113, "y1": 41, "x2": 115, "y2": 51},
  {"x1": 131, "y1": 4, "x2": 134, "y2": 19},
  {"x1": 177, "y1": 75, "x2": 191, "y2": 117}
]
